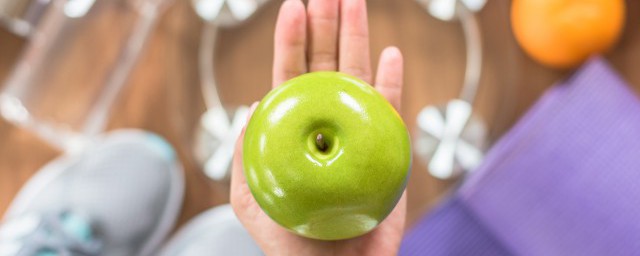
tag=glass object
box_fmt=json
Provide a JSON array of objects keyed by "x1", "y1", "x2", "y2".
[
  {"x1": 0, "y1": 0, "x2": 51, "y2": 37},
  {"x1": 191, "y1": 0, "x2": 269, "y2": 181},
  {"x1": 418, "y1": 0, "x2": 486, "y2": 21},
  {"x1": 192, "y1": 0, "x2": 268, "y2": 27},
  {"x1": 0, "y1": 0, "x2": 173, "y2": 152},
  {"x1": 414, "y1": 0, "x2": 487, "y2": 180}
]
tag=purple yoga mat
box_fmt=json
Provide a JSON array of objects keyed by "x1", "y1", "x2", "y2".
[
  {"x1": 400, "y1": 197, "x2": 512, "y2": 255},
  {"x1": 401, "y1": 57, "x2": 640, "y2": 256}
]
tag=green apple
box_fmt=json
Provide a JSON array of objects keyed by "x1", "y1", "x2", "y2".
[{"x1": 243, "y1": 72, "x2": 411, "y2": 240}]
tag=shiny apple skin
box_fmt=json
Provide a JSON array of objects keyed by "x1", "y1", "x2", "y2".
[{"x1": 243, "y1": 72, "x2": 411, "y2": 240}]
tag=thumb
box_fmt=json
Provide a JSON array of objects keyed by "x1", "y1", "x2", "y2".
[{"x1": 230, "y1": 102, "x2": 260, "y2": 207}]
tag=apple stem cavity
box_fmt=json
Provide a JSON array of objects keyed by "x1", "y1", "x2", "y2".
[{"x1": 316, "y1": 133, "x2": 328, "y2": 152}]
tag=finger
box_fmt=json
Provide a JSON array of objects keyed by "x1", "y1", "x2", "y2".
[
  {"x1": 230, "y1": 102, "x2": 260, "y2": 206},
  {"x1": 359, "y1": 189, "x2": 407, "y2": 254},
  {"x1": 375, "y1": 190, "x2": 407, "y2": 236},
  {"x1": 307, "y1": 0, "x2": 340, "y2": 71},
  {"x1": 375, "y1": 46, "x2": 404, "y2": 111},
  {"x1": 273, "y1": 0, "x2": 308, "y2": 88},
  {"x1": 339, "y1": 0, "x2": 372, "y2": 83},
  {"x1": 391, "y1": 190, "x2": 407, "y2": 227}
]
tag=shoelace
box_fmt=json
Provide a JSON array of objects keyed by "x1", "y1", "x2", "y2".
[{"x1": 0, "y1": 211, "x2": 102, "y2": 256}]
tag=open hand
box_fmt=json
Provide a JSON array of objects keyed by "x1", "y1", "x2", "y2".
[{"x1": 231, "y1": 0, "x2": 406, "y2": 255}]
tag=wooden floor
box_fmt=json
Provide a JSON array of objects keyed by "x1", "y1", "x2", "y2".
[{"x1": 1, "y1": 0, "x2": 639, "y2": 232}]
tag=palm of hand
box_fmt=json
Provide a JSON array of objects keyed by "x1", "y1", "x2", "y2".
[{"x1": 230, "y1": 0, "x2": 406, "y2": 255}]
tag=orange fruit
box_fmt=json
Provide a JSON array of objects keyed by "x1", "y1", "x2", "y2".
[{"x1": 511, "y1": 0, "x2": 625, "y2": 69}]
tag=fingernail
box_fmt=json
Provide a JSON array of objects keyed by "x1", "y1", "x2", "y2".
[
  {"x1": 250, "y1": 101, "x2": 259, "y2": 112},
  {"x1": 384, "y1": 46, "x2": 402, "y2": 57}
]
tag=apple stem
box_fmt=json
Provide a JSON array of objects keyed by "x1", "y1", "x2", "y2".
[{"x1": 316, "y1": 134, "x2": 328, "y2": 152}]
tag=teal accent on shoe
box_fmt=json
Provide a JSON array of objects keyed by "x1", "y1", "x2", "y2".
[
  {"x1": 145, "y1": 133, "x2": 176, "y2": 161},
  {"x1": 61, "y1": 212, "x2": 93, "y2": 242},
  {"x1": 34, "y1": 213, "x2": 94, "y2": 256},
  {"x1": 36, "y1": 249, "x2": 57, "y2": 256}
]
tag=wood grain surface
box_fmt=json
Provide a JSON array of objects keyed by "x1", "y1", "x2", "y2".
[{"x1": 1, "y1": 0, "x2": 639, "y2": 233}]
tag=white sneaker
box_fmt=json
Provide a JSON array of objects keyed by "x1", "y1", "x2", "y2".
[
  {"x1": 159, "y1": 204, "x2": 262, "y2": 256},
  {"x1": 0, "y1": 130, "x2": 184, "y2": 256}
]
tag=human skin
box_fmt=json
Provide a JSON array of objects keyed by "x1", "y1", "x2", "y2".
[
  {"x1": 243, "y1": 71, "x2": 411, "y2": 240},
  {"x1": 230, "y1": 0, "x2": 406, "y2": 255}
]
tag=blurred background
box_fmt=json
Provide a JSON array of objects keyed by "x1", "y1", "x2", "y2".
[{"x1": 0, "y1": 0, "x2": 639, "y2": 230}]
